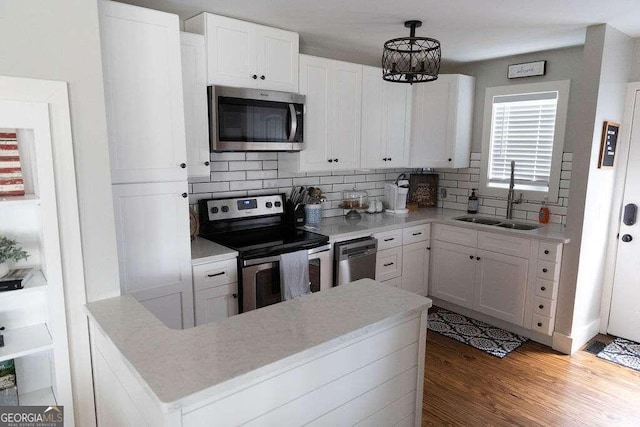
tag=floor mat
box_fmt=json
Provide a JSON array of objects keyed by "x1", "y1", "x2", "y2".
[
  {"x1": 427, "y1": 307, "x2": 528, "y2": 358},
  {"x1": 597, "y1": 338, "x2": 640, "y2": 372}
]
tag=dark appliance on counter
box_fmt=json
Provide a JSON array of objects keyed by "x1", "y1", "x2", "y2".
[
  {"x1": 198, "y1": 194, "x2": 330, "y2": 313},
  {"x1": 208, "y1": 85, "x2": 305, "y2": 152}
]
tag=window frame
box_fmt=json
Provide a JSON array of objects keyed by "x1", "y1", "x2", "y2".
[{"x1": 479, "y1": 80, "x2": 570, "y2": 203}]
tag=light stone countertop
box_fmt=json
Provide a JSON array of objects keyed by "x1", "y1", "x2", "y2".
[
  {"x1": 85, "y1": 279, "x2": 432, "y2": 409},
  {"x1": 191, "y1": 236, "x2": 238, "y2": 265},
  {"x1": 303, "y1": 208, "x2": 570, "y2": 243}
]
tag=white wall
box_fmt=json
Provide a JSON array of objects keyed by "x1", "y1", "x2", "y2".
[
  {"x1": 0, "y1": 0, "x2": 120, "y2": 424},
  {"x1": 556, "y1": 25, "x2": 632, "y2": 352}
]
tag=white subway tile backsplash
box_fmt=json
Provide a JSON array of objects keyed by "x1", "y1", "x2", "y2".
[
  {"x1": 211, "y1": 152, "x2": 245, "y2": 161},
  {"x1": 210, "y1": 161, "x2": 229, "y2": 172},
  {"x1": 230, "y1": 180, "x2": 263, "y2": 191},
  {"x1": 278, "y1": 169, "x2": 306, "y2": 178},
  {"x1": 246, "y1": 152, "x2": 277, "y2": 161},
  {"x1": 229, "y1": 161, "x2": 262, "y2": 171},
  {"x1": 345, "y1": 175, "x2": 367, "y2": 183},
  {"x1": 320, "y1": 176, "x2": 345, "y2": 185},
  {"x1": 212, "y1": 171, "x2": 246, "y2": 181},
  {"x1": 562, "y1": 152, "x2": 573, "y2": 161},
  {"x1": 263, "y1": 161, "x2": 278, "y2": 170},
  {"x1": 292, "y1": 176, "x2": 320, "y2": 186},
  {"x1": 192, "y1": 181, "x2": 230, "y2": 193},
  {"x1": 246, "y1": 170, "x2": 278, "y2": 180},
  {"x1": 263, "y1": 178, "x2": 293, "y2": 188},
  {"x1": 471, "y1": 153, "x2": 481, "y2": 160}
]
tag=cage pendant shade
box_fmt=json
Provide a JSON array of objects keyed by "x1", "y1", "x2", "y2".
[{"x1": 382, "y1": 20, "x2": 441, "y2": 83}]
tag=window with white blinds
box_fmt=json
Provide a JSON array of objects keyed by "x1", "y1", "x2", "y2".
[
  {"x1": 480, "y1": 80, "x2": 570, "y2": 202},
  {"x1": 488, "y1": 91, "x2": 559, "y2": 192}
]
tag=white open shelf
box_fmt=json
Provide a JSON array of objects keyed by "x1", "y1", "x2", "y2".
[
  {"x1": 0, "y1": 194, "x2": 40, "y2": 206},
  {"x1": 19, "y1": 387, "x2": 56, "y2": 406},
  {"x1": 0, "y1": 323, "x2": 52, "y2": 363},
  {"x1": 0, "y1": 269, "x2": 47, "y2": 299}
]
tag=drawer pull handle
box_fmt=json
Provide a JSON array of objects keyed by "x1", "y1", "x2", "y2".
[
  {"x1": 427, "y1": 247, "x2": 431, "y2": 250},
  {"x1": 539, "y1": 304, "x2": 544, "y2": 309},
  {"x1": 383, "y1": 262, "x2": 394, "y2": 267},
  {"x1": 207, "y1": 272, "x2": 225, "y2": 278},
  {"x1": 384, "y1": 238, "x2": 394, "y2": 242},
  {"x1": 232, "y1": 293, "x2": 238, "y2": 298},
  {"x1": 537, "y1": 322, "x2": 543, "y2": 327},
  {"x1": 469, "y1": 255, "x2": 474, "y2": 260},
  {"x1": 544, "y1": 250, "x2": 550, "y2": 255},
  {"x1": 412, "y1": 232, "x2": 422, "y2": 236},
  {"x1": 542, "y1": 268, "x2": 548, "y2": 273},
  {"x1": 541, "y1": 286, "x2": 546, "y2": 291}
]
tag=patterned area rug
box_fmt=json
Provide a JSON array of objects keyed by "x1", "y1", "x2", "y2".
[
  {"x1": 597, "y1": 338, "x2": 640, "y2": 372},
  {"x1": 428, "y1": 307, "x2": 528, "y2": 358}
]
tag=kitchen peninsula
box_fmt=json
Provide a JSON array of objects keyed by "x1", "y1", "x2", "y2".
[{"x1": 86, "y1": 279, "x2": 432, "y2": 426}]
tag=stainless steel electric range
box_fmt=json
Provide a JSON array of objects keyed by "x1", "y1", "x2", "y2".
[{"x1": 198, "y1": 194, "x2": 330, "y2": 313}]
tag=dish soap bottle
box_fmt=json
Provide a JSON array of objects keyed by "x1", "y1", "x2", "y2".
[
  {"x1": 467, "y1": 189, "x2": 479, "y2": 214},
  {"x1": 539, "y1": 197, "x2": 550, "y2": 224}
]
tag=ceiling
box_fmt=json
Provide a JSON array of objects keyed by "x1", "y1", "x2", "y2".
[{"x1": 117, "y1": 0, "x2": 640, "y2": 66}]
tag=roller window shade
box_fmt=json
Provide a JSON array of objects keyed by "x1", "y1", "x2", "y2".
[{"x1": 488, "y1": 91, "x2": 559, "y2": 192}]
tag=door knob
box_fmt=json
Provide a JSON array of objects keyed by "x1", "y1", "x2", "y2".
[
  {"x1": 204, "y1": 161, "x2": 210, "y2": 166},
  {"x1": 260, "y1": 75, "x2": 265, "y2": 80},
  {"x1": 622, "y1": 234, "x2": 633, "y2": 242},
  {"x1": 180, "y1": 163, "x2": 186, "y2": 168},
  {"x1": 181, "y1": 193, "x2": 188, "y2": 198}
]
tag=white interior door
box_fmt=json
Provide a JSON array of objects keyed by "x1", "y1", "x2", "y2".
[{"x1": 609, "y1": 90, "x2": 640, "y2": 343}]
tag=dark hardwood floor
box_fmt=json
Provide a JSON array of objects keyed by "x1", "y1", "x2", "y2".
[{"x1": 423, "y1": 331, "x2": 640, "y2": 426}]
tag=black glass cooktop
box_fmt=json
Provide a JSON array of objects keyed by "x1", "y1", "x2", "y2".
[{"x1": 201, "y1": 226, "x2": 329, "y2": 259}]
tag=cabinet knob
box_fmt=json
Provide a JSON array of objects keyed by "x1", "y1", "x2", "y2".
[
  {"x1": 427, "y1": 247, "x2": 431, "y2": 250},
  {"x1": 383, "y1": 158, "x2": 387, "y2": 161},
  {"x1": 476, "y1": 256, "x2": 481, "y2": 261},
  {"x1": 328, "y1": 159, "x2": 333, "y2": 163},
  {"x1": 252, "y1": 74, "x2": 258, "y2": 79},
  {"x1": 448, "y1": 158, "x2": 452, "y2": 162},
  {"x1": 541, "y1": 286, "x2": 546, "y2": 291},
  {"x1": 181, "y1": 193, "x2": 188, "y2": 198},
  {"x1": 260, "y1": 75, "x2": 265, "y2": 80},
  {"x1": 204, "y1": 161, "x2": 210, "y2": 166},
  {"x1": 232, "y1": 293, "x2": 238, "y2": 298},
  {"x1": 537, "y1": 322, "x2": 543, "y2": 327},
  {"x1": 544, "y1": 250, "x2": 550, "y2": 255},
  {"x1": 180, "y1": 163, "x2": 186, "y2": 168},
  {"x1": 469, "y1": 255, "x2": 474, "y2": 260},
  {"x1": 542, "y1": 268, "x2": 548, "y2": 273},
  {"x1": 388, "y1": 157, "x2": 392, "y2": 161},
  {"x1": 334, "y1": 158, "x2": 339, "y2": 163},
  {"x1": 538, "y1": 304, "x2": 544, "y2": 309}
]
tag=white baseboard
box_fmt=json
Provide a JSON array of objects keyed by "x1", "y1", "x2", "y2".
[{"x1": 552, "y1": 318, "x2": 601, "y2": 355}]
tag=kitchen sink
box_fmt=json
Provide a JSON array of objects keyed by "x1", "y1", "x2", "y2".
[
  {"x1": 454, "y1": 216, "x2": 541, "y2": 231},
  {"x1": 454, "y1": 216, "x2": 502, "y2": 226},
  {"x1": 496, "y1": 222, "x2": 541, "y2": 230}
]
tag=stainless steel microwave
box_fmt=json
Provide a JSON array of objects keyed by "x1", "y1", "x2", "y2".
[{"x1": 208, "y1": 86, "x2": 305, "y2": 152}]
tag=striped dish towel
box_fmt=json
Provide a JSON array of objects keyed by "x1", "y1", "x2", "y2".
[{"x1": 0, "y1": 129, "x2": 25, "y2": 197}]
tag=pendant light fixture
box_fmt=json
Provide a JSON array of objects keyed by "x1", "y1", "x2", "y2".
[{"x1": 382, "y1": 20, "x2": 441, "y2": 84}]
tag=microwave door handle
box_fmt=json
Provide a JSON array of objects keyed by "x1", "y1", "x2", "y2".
[{"x1": 288, "y1": 104, "x2": 297, "y2": 142}]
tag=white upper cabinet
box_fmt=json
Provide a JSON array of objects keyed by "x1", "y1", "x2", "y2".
[
  {"x1": 409, "y1": 74, "x2": 474, "y2": 169},
  {"x1": 185, "y1": 13, "x2": 299, "y2": 92},
  {"x1": 99, "y1": 1, "x2": 187, "y2": 184},
  {"x1": 361, "y1": 66, "x2": 411, "y2": 169},
  {"x1": 280, "y1": 55, "x2": 362, "y2": 172},
  {"x1": 180, "y1": 32, "x2": 211, "y2": 179}
]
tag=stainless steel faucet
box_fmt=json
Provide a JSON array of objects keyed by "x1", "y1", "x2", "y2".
[{"x1": 506, "y1": 160, "x2": 523, "y2": 219}]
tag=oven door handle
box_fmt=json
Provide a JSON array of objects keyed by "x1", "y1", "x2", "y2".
[
  {"x1": 287, "y1": 103, "x2": 298, "y2": 142},
  {"x1": 243, "y1": 244, "x2": 331, "y2": 267}
]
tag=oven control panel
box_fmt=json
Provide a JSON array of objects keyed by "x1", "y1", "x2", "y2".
[{"x1": 205, "y1": 194, "x2": 285, "y2": 221}]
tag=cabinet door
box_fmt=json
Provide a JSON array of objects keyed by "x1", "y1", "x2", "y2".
[
  {"x1": 112, "y1": 182, "x2": 193, "y2": 327},
  {"x1": 375, "y1": 247, "x2": 403, "y2": 282},
  {"x1": 383, "y1": 82, "x2": 411, "y2": 168},
  {"x1": 329, "y1": 60, "x2": 362, "y2": 170},
  {"x1": 474, "y1": 249, "x2": 528, "y2": 326},
  {"x1": 255, "y1": 26, "x2": 299, "y2": 92},
  {"x1": 401, "y1": 241, "x2": 430, "y2": 296},
  {"x1": 99, "y1": 1, "x2": 187, "y2": 184},
  {"x1": 360, "y1": 66, "x2": 386, "y2": 169},
  {"x1": 430, "y1": 240, "x2": 476, "y2": 308},
  {"x1": 298, "y1": 55, "x2": 333, "y2": 172},
  {"x1": 195, "y1": 283, "x2": 238, "y2": 326},
  {"x1": 180, "y1": 32, "x2": 210, "y2": 178},
  {"x1": 204, "y1": 14, "x2": 257, "y2": 88}
]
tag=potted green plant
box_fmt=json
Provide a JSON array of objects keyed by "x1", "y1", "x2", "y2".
[{"x1": 0, "y1": 236, "x2": 28, "y2": 278}]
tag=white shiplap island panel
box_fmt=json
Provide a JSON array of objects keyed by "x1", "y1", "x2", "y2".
[{"x1": 86, "y1": 279, "x2": 432, "y2": 426}]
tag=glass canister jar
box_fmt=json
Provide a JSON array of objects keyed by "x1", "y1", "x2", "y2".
[{"x1": 340, "y1": 188, "x2": 368, "y2": 210}]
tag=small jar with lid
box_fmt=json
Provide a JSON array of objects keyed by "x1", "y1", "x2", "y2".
[{"x1": 341, "y1": 188, "x2": 368, "y2": 210}]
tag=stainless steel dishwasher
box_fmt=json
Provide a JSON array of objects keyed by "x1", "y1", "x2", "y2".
[{"x1": 334, "y1": 237, "x2": 378, "y2": 286}]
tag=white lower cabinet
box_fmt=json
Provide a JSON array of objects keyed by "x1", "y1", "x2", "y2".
[
  {"x1": 430, "y1": 240, "x2": 476, "y2": 309},
  {"x1": 473, "y1": 249, "x2": 528, "y2": 326},
  {"x1": 376, "y1": 247, "x2": 403, "y2": 282},
  {"x1": 401, "y1": 241, "x2": 430, "y2": 296},
  {"x1": 192, "y1": 258, "x2": 239, "y2": 325}
]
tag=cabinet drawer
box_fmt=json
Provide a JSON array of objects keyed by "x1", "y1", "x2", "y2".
[
  {"x1": 536, "y1": 260, "x2": 560, "y2": 281},
  {"x1": 434, "y1": 224, "x2": 477, "y2": 247},
  {"x1": 375, "y1": 247, "x2": 403, "y2": 282},
  {"x1": 383, "y1": 276, "x2": 403, "y2": 288},
  {"x1": 535, "y1": 278, "x2": 559, "y2": 300},
  {"x1": 538, "y1": 242, "x2": 562, "y2": 263},
  {"x1": 374, "y1": 229, "x2": 403, "y2": 250},
  {"x1": 478, "y1": 231, "x2": 530, "y2": 259},
  {"x1": 193, "y1": 259, "x2": 238, "y2": 291},
  {"x1": 403, "y1": 224, "x2": 430, "y2": 244},
  {"x1": 533, "y1": 296, "x2": 556, "y2": 318},
  {"x1": 531, "y1": 314, "x2": 554, "y2": 336}
]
